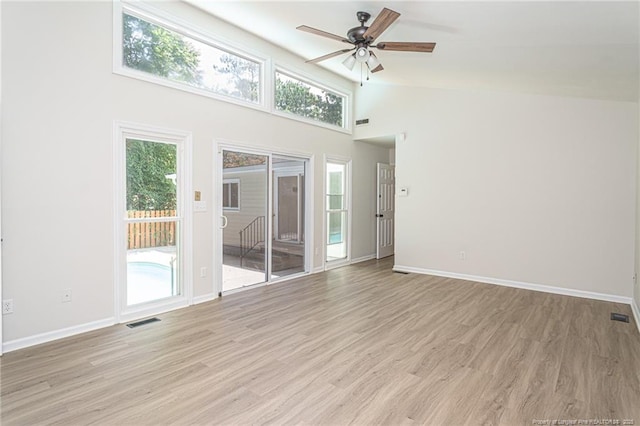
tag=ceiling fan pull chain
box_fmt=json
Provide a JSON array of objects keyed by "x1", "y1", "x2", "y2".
[{"x1": 360, "y1": 63, "x2": 363, "y2": 86}]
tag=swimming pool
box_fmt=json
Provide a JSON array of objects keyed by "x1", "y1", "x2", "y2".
[{"x1": 127, "y1": 261, "x2": 176, "y2": 306}]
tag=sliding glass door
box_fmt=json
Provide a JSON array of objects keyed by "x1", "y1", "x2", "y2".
[
  {"x1": 272, "y1": 156, "x2": 305, "y2": 278},
  {"x1": 221, "y1": 150, "x2": 268, "y2": 291},
  {"x1": 219, "y1": 148, "x2": 308, "y2": 293}
]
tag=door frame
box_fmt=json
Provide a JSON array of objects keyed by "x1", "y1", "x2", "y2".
[
  {"x1": 214, "y1": 140, "x2": 314, "y2": 296},
  {"x1": 113, "y1": 121, "x2": 193, "y2": 323}
]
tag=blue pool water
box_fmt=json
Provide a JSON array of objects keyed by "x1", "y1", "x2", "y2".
[{"x1": 127, "y1": 262, "x2": 175, "y2": 305}]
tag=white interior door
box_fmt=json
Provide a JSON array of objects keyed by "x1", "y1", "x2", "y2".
[{"x1": 376, "y1": 163, "x2": 395, "y2": 259}]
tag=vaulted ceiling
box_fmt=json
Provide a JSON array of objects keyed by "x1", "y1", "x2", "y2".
[{"x1": 187, "y1": 1, "x2": 639, "y2": 102}]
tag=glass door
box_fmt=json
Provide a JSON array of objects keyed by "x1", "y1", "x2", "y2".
[
  {"x1": 125, "y1": 139, "x2": 181, "y2": 306},
  {"x1": 221, "y1": 149, "x2": 268, "y2": 291},
  {"x1": 326, "y1": 159, "x2": 350, "y2": 265},
  {"x1": 272, "y1": 156, "x2": 306, "y2": 278}
]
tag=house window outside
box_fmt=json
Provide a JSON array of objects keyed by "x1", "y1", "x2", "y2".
[
  {"x1": 121, "y1": 11, "x2": 261, "y2": 104},
  {"x1": 223, "y1": 179, "x2": 240, "y2": 210},
  {"x1": 275, "y1": 71, "x2": 346, "y2": 129}
]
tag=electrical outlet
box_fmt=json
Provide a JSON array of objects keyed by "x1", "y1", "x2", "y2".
[
  {"x1": 61, "y1": 289, "x2": 72, "y2": 303},
  {"x1": 200, "y1": 267, "x2": 207, "y2": 278},
  {"x1": 2, "y1": 299, "x2": 14, "y2": 314},
  {"x1": 459, "y1": 251, "x2": 466, "y2": 261}
]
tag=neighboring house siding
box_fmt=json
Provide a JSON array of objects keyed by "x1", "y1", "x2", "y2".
[{"x1": 223, "y1": 169, "x2": 267, "y2": 250}]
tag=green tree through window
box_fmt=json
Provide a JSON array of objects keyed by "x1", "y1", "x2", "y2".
[
  {"x1": 275, "y1": 72, "x2": 344, "y2": 127},
  {"x1": 212, "y1": 55, "x2": 259, "y2": 102},
  {"x1": 126, "y1": 140, "x2": 177, "y2": 211},
  {"x1": 123, "y1": 14, "x2": 202, "y2": 85}
]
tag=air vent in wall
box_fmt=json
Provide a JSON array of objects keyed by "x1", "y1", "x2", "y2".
[{"x1": 355, "y1": 118, "x2": 369, "y2": 126}]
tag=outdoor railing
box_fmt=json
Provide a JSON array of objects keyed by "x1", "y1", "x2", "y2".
[{"x1": 239, "y1": 215, "x2": 265, "y2": 268}]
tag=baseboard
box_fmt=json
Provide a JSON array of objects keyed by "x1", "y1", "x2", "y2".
[
  {"x1": 3, "y1": 317, "x2": 116, "y2": 354},
  {"x1": 192, "y1": 293, "x2": 218, "y2": 305},
  {"x1": 351, "y1": 254, "x2": 376, "y2": 264},
  {"x1": 631, "y1": 298, "x2": 640, "y2": 335},
  {"x1": 393, "y1": 265, "x2": 633, "y2": 305},
  {"x1": 312, "y1": 266, "x2": 324, "y2": 274}
]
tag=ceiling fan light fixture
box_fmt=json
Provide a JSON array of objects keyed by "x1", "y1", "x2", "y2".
[
  {"x1": 342, "y1": 53, "x2": 357, "y2": 70},
  {"x1": 366, "y1": 53, "x2": 380, "y2": 70},
  {"x1": 355, "y1": 46, "x2": 370, "y2": 63}
]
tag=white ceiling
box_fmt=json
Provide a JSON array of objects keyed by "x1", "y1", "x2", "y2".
[{"x1": 187, "y1": 1, "x2": 639, "y2": 102}]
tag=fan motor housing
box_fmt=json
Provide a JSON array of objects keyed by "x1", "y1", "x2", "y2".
[
  {"x1": 347, "y1": 26, "x2": 368, "y2": 43},
  {"x1": 347, "y1": 11, "x2": 372, "y2": 43}
]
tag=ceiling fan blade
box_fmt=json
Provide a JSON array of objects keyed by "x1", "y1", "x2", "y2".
[
  {"x1": 371, "y1": 64, "x2": 384, "y2": 73},
  {"x1": 306, "y1": 48, "x2": 353, "y2": 64},
  {"x1": 376, "y1": 42, "x2": 436, "y2": 53},
  {"x1": 297, "y1": 25, "x2": 351, "y2": 44},
  {"x1": 363, "y1": 8, "x2": 401, "y2": 41}
]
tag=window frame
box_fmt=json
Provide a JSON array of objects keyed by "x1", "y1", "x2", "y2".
[
  {"x1": 222, "y1": 178, "x2": 240, "y2": 211},
  {"x1": 113, "y1": 121, "x2": 193, "y2": 324},
  {"x1": 323, "y1": 155, "x2": 352, "y2": 270},
  {"x1": 113, "y1": 1, "x2": 268, "y2": 111},
  {"x1": 113, "y1": 2, "x2": 353, "y2": 135},
  {"x1": 273, "y1": 67, "x2": 351, "y2": 133}
]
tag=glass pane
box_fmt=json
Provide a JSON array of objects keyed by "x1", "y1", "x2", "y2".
[
  {"x1": 327, "y1": 195, "x2": 343, "y2": 210},
  {"x1": 275, "y1": 71, "x2": 344, "y2": 127},
  {"x1": 126, "y1": 139, "x2": 177, "y2": 217},
  {"x1": 222, "y1": 150, "x2": 268, "y2": 291},
  {"x1": 222, "y1": 183, "x2": 230, "y2": 207},
  {"x1": 230, "y1": 183, "x2": 239, "y2": 208},
  {"x1": 272, "y1": 157, "x2": 306, "y2": 279},
  {"x1": 329, "y1": 171, "x2": 343, "y2": 195},
  {"x1": 123, "y1": 13, "x2": 260, "y2": 103},
  {"x1": 127, "y1": 221, "x2": 178, "y2": 305},
  {"x1": 327, "y1": 212, "x2": 347, "y2": 261}
]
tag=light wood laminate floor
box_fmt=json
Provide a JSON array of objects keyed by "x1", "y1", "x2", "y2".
[{"x1": 2, "y1": 257, "x2": 640, "y2": 425}]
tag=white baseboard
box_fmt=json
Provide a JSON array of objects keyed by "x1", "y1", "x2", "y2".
[
  {"x1": 312, "y1": 266, "x2": 324, "y2": 274},
  {"x1": 193, "y1": 293, "x2": 218, "y2": 304},
  {"x1": 3, "y1": 317, "x2": 116, "y2": 354},
  {"x1": 351, "y1": 254, "x2": 376, "y2": 264},
  {"x1": 393, "y1": 265, "x2": 633, "y2": 305},
  {"x1": 631, "y1": 298, "x2": 640, "y2": 335}
]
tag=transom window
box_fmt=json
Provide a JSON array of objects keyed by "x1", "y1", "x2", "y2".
[
  {"x1": 114, "y1": 4, "x2": 351, "y2": 133},
  {"x1": 120, "y1": 9, "x2": 262, "y2": 104},
  {"x1": 275, "y1": 71, "x2": 346, "y2": 129}
]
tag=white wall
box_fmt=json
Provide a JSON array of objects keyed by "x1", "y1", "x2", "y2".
[
  {"x1": 356, "y1": 84, "x2": 638, "y2": 299},
  {"x1": 635, "y1": 95, "x2": 640, "y2": 313},
  {"x1": 1, "y1": 1, "x2": 388, "y2": 345}
]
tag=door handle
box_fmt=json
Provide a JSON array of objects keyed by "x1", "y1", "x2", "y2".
[
  {"x1": 376, "y1": 214, "x2": 384, "y2": 218},
  {"x1": 221, "y1": 216, "x2": 228, "y2": 228}
]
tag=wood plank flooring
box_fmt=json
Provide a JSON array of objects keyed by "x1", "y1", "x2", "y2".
[{"x1": 1, "y1": 257, "x2": 640, "y2": 425}]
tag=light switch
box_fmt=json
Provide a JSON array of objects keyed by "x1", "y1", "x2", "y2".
[
  {"x1": 398, "y1": 187, "x2": 409, "y2": 197},
  {"x1": 194, "y1": 191, "x2": 201, "y2": 201}
]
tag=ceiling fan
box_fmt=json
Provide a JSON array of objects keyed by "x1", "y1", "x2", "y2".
[{"x1": 297, "y1": 7, "x2": 436, "y2": 76}]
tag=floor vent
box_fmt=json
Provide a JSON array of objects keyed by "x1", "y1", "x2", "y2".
[
  {"x1": 610, "y1": 313, "x2": 629, "y2": 323},
  {"x1": 126, "y1": 317, "x2": 161, "y2": 328},
  {"x1": 394, "y1": 270, "x2": 409, "y2": 274}
]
